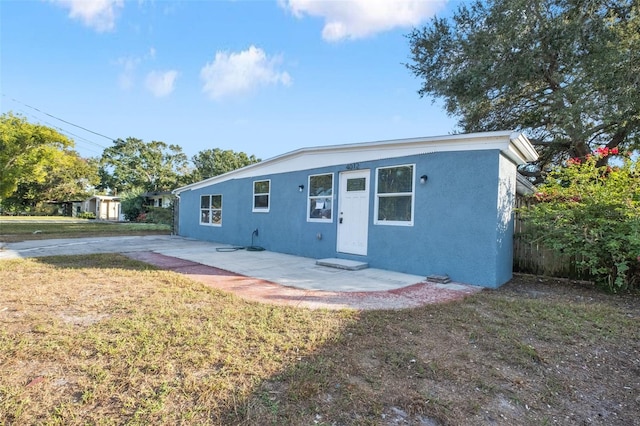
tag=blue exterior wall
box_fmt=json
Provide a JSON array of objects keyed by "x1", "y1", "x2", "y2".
[{"x1": 177, "y1": 149, "x2": 515, "y2": 288}]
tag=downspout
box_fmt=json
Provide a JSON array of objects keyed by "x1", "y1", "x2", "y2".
[{"x1": 172, "y1": 194, "x2": 180, "y2": 236}]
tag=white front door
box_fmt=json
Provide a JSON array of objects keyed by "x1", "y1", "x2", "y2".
[{"x1": 337, "y1": 170, "x2": 370, "y2": 255}]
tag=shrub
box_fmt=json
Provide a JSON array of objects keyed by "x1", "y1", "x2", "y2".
[
  {"x1": 77, "y1": 212, "x2": 96, "y2": 219},
  {"x1": 519, "y1": 148, "x2": 640, "y2": 291},
  {"x1": 143, "y1": 206, "x2": 173, "y2": 226},
  {"x1": 120, "y1": 189, "x2": 145, "y2": 222}
]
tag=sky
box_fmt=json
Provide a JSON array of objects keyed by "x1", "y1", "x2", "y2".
[{"x1": 1, "y1": 0, "x2": 462, "y2": 162}]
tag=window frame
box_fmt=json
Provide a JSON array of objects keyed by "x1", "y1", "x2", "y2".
[
  {"x1": 252, "y1": 179, "x2": 271, "y2": 213},
  {"x1": 374, "y1": 164, "x2": 415, "y2": 226},
  {"x1": 307, "y1": 172, "x2": 334, "y2": 223},
  {"x1": 200, "y1": 194, "x2": 222, "y2": 227}
]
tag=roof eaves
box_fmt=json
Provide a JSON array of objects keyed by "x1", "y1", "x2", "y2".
[
  {"x1": 516, "y1": 173, "x2": 536, "y2": 195},
  {"x1": 173, "y1": 131, "x2": 537, "y2": 194}
]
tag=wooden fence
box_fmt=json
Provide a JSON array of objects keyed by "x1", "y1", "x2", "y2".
[{"x1": 512, "y1": 196, "x2": 590, "y2": 280}]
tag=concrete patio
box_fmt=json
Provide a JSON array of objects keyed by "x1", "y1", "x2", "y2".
[{"x1": 0, "y1": 235, "x2": 482, "y2": 310}]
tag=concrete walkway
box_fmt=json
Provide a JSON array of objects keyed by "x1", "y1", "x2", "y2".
[{"x1": 0, "y1": 235, "x2": 482, "y2": 310}]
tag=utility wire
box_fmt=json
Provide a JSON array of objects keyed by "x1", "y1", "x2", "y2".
[
  {"x1": 45, "y1": 126, "x2": 106, "y2": 156},
  {"x1": 2, "y1": 94, "x2": 115, "y2": 141},
  {"x1": 15, "y1": 108, "x2": 106, "y2": 155}
]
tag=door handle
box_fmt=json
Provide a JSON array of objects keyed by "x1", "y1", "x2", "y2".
[{"x1": 339, "y1": 218, "x2": 343, "y2": 224}]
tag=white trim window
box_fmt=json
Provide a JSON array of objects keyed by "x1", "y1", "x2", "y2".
[
  {"x1": 374, "y1": 164, "x2": 415, "y2": 226},
  {"x1": 200, "y1": 194, "x2": 222, "y2": 226},
  {"x1": 253, "y1": 180, "x2": 270, "y2": 212},
  {"x1": 308, "y1": 173, "x2": 333, "y2": 222}
]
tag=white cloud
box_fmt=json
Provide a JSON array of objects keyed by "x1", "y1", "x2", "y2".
[
  {"x1": 200, "y1": 46, "x2": 292, "y2": 100},
  {"x1": 279, "y1": 0, "x2": 445, "y2": 41},
  {"x1": 115, "y1": 48, "x2": 157, "y2": 90},
  {"x1": 52, "y1": 0, "x2": 124, "y2": 32},
  {"x1": 145, "y1": 70, "x2": 179, "y2": 98},
  {"x1": 116, "y1": 56, "x2": 140, "y2": 90}
]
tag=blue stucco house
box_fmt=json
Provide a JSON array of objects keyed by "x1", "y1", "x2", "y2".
[{"x1": 173, "y1": 131, "x2": 538, "y2": 288}]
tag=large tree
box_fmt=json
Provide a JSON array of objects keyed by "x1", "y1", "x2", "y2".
[
  {"x1": 407, "y1": 0, "x2": 639, "y2": 180},
  {"x1": 99, "y1": 137, "x2": 190, "y2": 193},
  {"x1": 190, "y1": 148, "x2": 260, "y2": 182},
  {"x1": 2, "y1": 153, "x2": 99, "y2": 213},
  {"x1": 0, "y1": 113, "x2": 74, "y2": 199}
]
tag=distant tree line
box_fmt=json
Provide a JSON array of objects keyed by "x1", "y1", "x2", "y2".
[{"x1": 0, "y1": 113, "x2": 260, "y2": 214}]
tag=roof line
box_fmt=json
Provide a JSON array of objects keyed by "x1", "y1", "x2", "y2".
[{"x1": 174, "y1": 131, "x2": 538, "y2": 194}]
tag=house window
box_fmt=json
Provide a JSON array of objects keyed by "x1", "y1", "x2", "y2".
[
  {"x1": 308, "y1": 173, "x2": 333, "y2": 221},
  {"x1": 347, "y1": 177, "x2": 366, "y2": 191},
  {"x1": 375, "y1": 164, "x2": 414, "y2": 226},
  {"x1": 253, "y1": 180, "x2": 270, "y2": 212},
  {"x1": 200, "y1": 194, "x2": 222, "y2": 226}
]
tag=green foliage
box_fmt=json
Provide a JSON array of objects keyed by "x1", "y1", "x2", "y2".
[
  {"x1": 407, "y1": 0, "x2": 640, "y2": 177},
  {"x1": 77, "y1": 212, "x2": 96, "y2": 220},
  {"x1": 190, "y1": 148, "x2": 260, "y2": 182},
  {"x1": 120, "y1": 191, "x2": 173, "y2": 225},
  {"x1": 519, "y1": 148, "x2": 640, "y2": 291},
  {"x1": 0, "y1": 113, "x2": 99, "y2": 213},
  {"x1": 120, "y1": 188, "x2": 146, "y2": 222},
  {"x1": 2, "y1": 152, "x2": 99, "y2": 212},
  {"x1": 0, "y1": 112, "x2": 75, "y2": 199},
  {"x1": 140, "y1": 206, "x2": 173, "y2": 226},
  {"x1": 99, "y1": 137, "x2": 190, "y2": 193}
]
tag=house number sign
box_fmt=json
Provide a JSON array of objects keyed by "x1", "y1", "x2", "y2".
[{"x1": 345, "y1": 162, "x2": 360, "y2": 170}]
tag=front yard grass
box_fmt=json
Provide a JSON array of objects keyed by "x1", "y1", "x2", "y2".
[
  {"x1": 0, "y1": 217, "x2": 170, "y2": 242},
  {"x1": 1, "y1": 254, "x2": 638, "y2": 425}
]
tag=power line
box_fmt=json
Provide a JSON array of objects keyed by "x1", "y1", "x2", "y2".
[
  {"x1": 15, "y1": 108, "x2": 107, "y2": 155},
  {"x1": 2, "y1": 94, "x2": 115, "y2": 141},
  {"x1": 41, "y1": 125, "x2": 105, "y2": 156}
]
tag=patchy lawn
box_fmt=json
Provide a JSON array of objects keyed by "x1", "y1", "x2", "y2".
[
  {"x1": 0, "y1": 218, "x2": 170, "y2": 243},
  {"x1": 0, "y1": 255, "x2": 638, "y2": 425}
]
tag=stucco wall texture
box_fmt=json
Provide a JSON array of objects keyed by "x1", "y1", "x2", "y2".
[{"x1": 177, "y1": 149, "x2": 518, "y2": 288}]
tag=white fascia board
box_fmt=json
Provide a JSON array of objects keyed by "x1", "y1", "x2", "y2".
[
  {"x1": 173, "y1": 131, "x2": 538, "y2": 194},
  {"x1": 507, "y1": 132, "x2": 539, "y2": 164}
]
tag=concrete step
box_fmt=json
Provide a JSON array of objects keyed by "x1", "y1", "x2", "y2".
[{"x1": 316, "y1": 258, "x2": 368, "y2": 271}]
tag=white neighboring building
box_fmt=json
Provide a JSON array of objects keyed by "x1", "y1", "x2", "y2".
[
  {"x1": 144, "y1": 191, "x2": 174, "y2": 208},
  {"x1": 82, "y1": 195, "x2": 122, "y2": 221}
]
